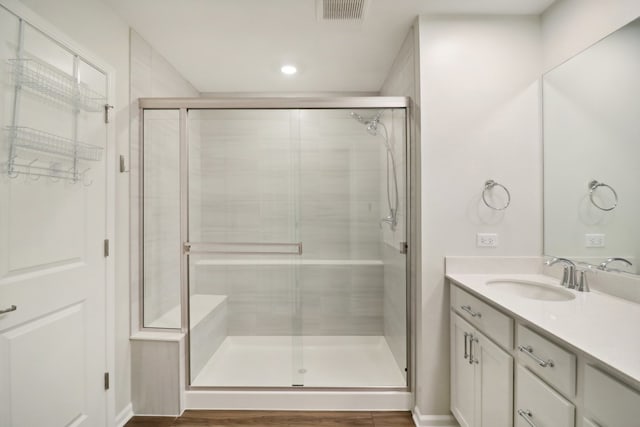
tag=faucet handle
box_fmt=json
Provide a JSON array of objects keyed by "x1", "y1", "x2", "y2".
[
  {"x1": 566, "y1": 265, "x2": 577, "y2": 289},
  {"x1": 598, "y1": 257, "x2": 633, "y2": 271},
  {"x1": 577, "y1": 270, "x2": 590, "y2": 292},
  {"x1": 560, "y1": 266, "x2": 569, "y2": 287},
  {"x1": 559, "y1": 265, "x2": 577, "y2": 289}
]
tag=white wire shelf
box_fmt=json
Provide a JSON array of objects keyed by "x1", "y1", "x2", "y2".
[
  {"x1": 6, "y1": 126, "x2": 103, "y2": 161},
  {"x1": 8, "y1": 57, "x2": 107, "y2": 112}
]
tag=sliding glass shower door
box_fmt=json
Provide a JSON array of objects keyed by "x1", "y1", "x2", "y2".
[
  {"x1": 186, "y1": 109, "x2": 304, "y2": 387},
  {"x1": 140, "y1": 99, "x2": 409, "y2": 389}
]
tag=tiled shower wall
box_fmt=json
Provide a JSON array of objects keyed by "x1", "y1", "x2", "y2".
[{"x1": 189, "y1": 109, "x2": 392, "y2": 336}]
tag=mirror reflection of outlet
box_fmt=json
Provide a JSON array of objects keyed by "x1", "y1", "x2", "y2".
[
  {"x1": 585, "y1": 234, "x2": 605, "y2": 248},
  {"x1": 477, "y1": 233, "x2": 498, "y2": 247}
]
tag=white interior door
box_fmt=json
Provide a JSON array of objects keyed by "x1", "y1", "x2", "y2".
[{"x1": 0, "y1": 5, "x2": 109, "y2": 427}]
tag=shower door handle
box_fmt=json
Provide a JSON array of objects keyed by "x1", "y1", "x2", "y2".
[{"x1": 184, "y1": 241, "x2": 303, "y2": 255}]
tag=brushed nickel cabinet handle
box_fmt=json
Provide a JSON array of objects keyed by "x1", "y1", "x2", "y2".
[
  {"x1": 463, "y1": 332, "x2": 469, "y2": 359},
  {"x1": 461, "y1": 305, "x2": 482, "y2": 318},
  {"x1": 468, "y1": 336, "x2": 479, "y2": 365},
  {"x1": 0, "y1": 305, "x2": 17, "y2": 315},
  {"x1": 518, "y1": 345, "x2": 554, "y2": 368}
]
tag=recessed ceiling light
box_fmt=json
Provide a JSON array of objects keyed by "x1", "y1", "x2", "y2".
[{"x1": 281, "y1": 65, "x2": 297, "y2": 75}]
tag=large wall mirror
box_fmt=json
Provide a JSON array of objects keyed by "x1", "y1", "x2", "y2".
[{"x1": 543, "y1": 17, "x2": 640, "y2": 275}]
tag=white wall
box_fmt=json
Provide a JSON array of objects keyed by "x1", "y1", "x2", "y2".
[
  {"x1": 416, "y1": 15, "x2": 542, "y2": 415},
  {"x1": 542, "y1": 0, "x2": 640, "y2": 71}
]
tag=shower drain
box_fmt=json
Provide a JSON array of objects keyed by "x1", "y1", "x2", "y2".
[{"x1": 298, "y1": 368, "x2": 307, "y2": 374}]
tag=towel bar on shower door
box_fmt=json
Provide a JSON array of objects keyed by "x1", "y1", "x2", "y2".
[{"x1": 183, "y1": 241, "x2": 303, "y2": 256}]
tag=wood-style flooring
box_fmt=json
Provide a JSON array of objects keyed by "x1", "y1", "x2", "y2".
[{"x1": 125, "y1": 410, "x2": 415, "y2": 426}]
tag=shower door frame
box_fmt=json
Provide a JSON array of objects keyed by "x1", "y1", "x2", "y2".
[{"x1": 138, "y1": 96, "x2": 414, "y2": 393}]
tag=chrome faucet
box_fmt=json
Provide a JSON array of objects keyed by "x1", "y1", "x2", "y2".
[
  {"x1": 598, "y1": 257, "x2": 633, "y2": 272},
  {"x1": 545, "y1": 257, "x2": 577, "y2": 289}
]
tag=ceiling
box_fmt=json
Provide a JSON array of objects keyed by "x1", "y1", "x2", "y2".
[{"x1": 103, "y1": 0, "x2": 557, "y2": 94}]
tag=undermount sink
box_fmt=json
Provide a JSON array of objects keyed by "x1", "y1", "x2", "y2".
[{"x1": 485, "y1": 279, "x2": 576, "y2": 301}]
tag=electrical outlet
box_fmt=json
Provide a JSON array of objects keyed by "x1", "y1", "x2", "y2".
[
  {"x1": 585, "y1": 233, "x2": 605, "y2": 248},
  {"x1": 477, "y1": 233, "x2": 498, "y2": 247}
]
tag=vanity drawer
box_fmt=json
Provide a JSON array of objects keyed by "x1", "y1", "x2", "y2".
[
  {"x1": 515, "y1": 365, "x2": 575, "y2": 427},
  {"x1": 516, "y1": 325, "x2": 576, "y2": 397},
  {"x1": 583, "y1": 365, "x2": 640, "y2": 426},
  {"x1": 451, "y1": 285, "x2": 513, "y2": 349}
]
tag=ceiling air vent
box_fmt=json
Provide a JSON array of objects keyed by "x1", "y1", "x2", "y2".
[{"x1": 317, "y1": 0, "x2": 369, "y2": 21}]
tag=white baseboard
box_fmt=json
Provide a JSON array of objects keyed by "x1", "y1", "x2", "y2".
[
  {"x1": 411, "y1": 406, "x2": 459, "y2": 427},
  {"x1": 115, "y1": 403, "x2": 133, "y2": 427}
]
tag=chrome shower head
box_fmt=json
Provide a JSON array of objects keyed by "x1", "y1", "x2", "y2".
[
  {"x1": 366, "y1": 120, "x2": 378, "y2": 135},
  {"x1": 350, "y1": 110, "x2": 383, "y2": 135}
]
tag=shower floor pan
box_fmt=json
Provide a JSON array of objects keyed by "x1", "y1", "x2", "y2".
[{"x1": 191, "y1": 335, "x2": 406, "y2": 388}]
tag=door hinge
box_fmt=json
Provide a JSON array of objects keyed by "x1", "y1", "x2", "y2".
[
  {"x1": 104, "y1": 372, "x2": 110, "y2": 390},
  {"x1": 104, "y1": 239, "x2": 110, "y2": 257},
  {"x1": 400, "y1": 241, "x2": 408, "y2": 254},
  {"x1": 119, "y1": 154, "x2": 129, "y2": 173},
  {"x1": 104, "y1": 104, "x2": 114, "y2": 124}
]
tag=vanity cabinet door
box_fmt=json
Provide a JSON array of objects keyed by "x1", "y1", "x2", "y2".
[
  {"x1": 451, "y1": 313, "x2": 477, "y2": 427},
  {"x1": 451, "y1": 313, "x2": 513, "y2": 427},
  {"x1": 583, "y1": 365, "x2": 640, "y2": 426},
  {"x1": 476, "y1": 328, "x2": 513, "y2": 427}
]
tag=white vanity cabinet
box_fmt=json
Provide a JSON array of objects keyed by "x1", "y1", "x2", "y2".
[
  {"x1": 447, "y1": 272, "x2": 640, "y2": 427},
  {"x1": 448, "y1": 280, "x2": 640, "y2": 427},
  {"x1": 450, "y1": 290, "x2": 514, "y2": 427},
  {"x1": 583, "y1": 365, "x2": 640, "y2": 426}
]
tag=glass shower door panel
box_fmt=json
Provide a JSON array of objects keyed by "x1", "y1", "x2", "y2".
[
  {"x1": 187, "y1": 109, "x2": 302, "y2": 387},
  {"x1": 142, "y1": 109, "x2": 182, "y2": 329},
  {"x1": 296, "y1": 108, "x2": 408, "y2": 387}
]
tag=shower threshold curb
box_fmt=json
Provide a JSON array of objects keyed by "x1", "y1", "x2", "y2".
[{"x1": 184, "y1": 389, "x2": 413, "y2": 411}]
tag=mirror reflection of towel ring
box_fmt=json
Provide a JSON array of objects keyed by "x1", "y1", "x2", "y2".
[
  {"x1": 589, "y1": 180, "x2": 617, "y2": 211},
  {"x1": 482, "y1": 180, "x2": 511, "y2": 211}
]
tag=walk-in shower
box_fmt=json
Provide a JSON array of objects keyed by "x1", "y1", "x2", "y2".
[{"x1": 140, "y1": 97, "x2": 410, "y2": 394}]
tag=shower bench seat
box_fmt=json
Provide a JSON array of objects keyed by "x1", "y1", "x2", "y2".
[
  {"x1": 147, "y1": 294, "x2": 227, "y2": 329},
  {"x1": 147, "y1": 294, "x2": 228, "y2": 377}
]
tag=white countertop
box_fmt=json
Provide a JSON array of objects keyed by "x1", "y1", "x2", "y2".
[{"x1": 446, "y1": 273, "x2": 640, "y2": 387}]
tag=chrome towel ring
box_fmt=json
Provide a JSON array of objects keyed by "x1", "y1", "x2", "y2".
[
  {"x1": 482, "y1": 180, "x2": 511, "y2": 211},
  {"x1": 588, "y1": 180, "x2": 618, "y2": 211}
]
